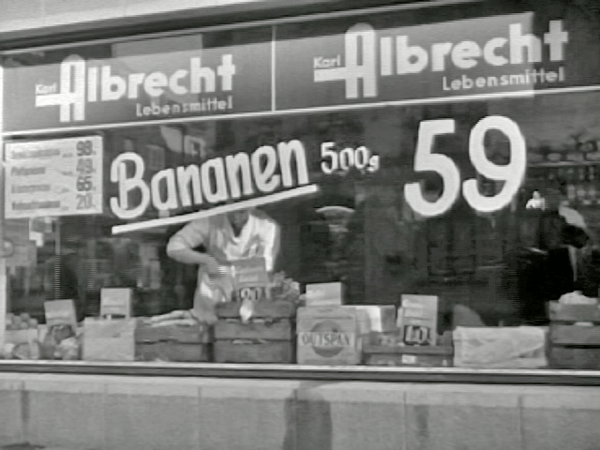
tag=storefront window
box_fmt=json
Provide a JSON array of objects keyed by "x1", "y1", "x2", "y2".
[{"x1": 2, "y1": 2, "x2": 600, "y2": 370}]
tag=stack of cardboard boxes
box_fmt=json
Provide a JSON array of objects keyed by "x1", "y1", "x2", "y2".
[{"x1": 296, "y1": 282, "x2": 396, "y2": 365}]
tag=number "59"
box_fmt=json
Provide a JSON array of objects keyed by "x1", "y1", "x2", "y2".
[{"x1": 404, "y1": 116, "x2": 526, "y2": 217}]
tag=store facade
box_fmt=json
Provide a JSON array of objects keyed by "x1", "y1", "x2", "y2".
[{"x1": 1, "y1": 0, "x2": 600, "y2": 448}]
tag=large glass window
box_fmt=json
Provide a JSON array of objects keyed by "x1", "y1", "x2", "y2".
[{"x1": 3, "y1": 2, "x2": 600, "y2": 370}]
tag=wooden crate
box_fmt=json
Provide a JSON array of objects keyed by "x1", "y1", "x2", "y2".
[
  {"x1": 549, "y1": 301, "x2": 600, "y2": 323},
  {"x1": 550, "y1": 324, "x2": 600, "y2": 346},
  {"x1": 214, "y1": 319, "x2": 292, "y2": 341},
  {"x1": 216, "y1": 301, "x2": 296, "y2": 319},
  {"x1": 135, "y1": 322, "x2": 212, "y2": 344},
  {"x1": 364, "y1": 345, "x2": 453, "y2": 367},
  {"x1": 213, "y1": 341, "x2": 293, "y2": 363},
  {"x1": 549, "y1": 346, "x2": 600, "y2": 370},
  {"x1": 136, "y1": 342, "x2": 210, "y2": 362}
]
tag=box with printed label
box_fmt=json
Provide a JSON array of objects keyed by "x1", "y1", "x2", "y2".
[
  {"x1": 296, "y1": 306, "x2": 369, "y2": 365},
  {"x1": 83, "y1": 318, "x2": 135, "y2": 361},
  {"x1": 349, "y1": 305, "x2": 396, "y2": 333},
  {"x1": 100, "y1": 288, "x2": 133, "y2": 318},
  {"x1": 397, "y1": 295, "x2": 438, "y2": 346},
  {"x1": 305, "y1": 282, "x2": 344, "y2": 307},
  {"x1": 44, "y1": 299, "x2": 77, "y2": 328}
]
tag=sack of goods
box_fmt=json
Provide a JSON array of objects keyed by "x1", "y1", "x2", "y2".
[
  {"x1": 453, "y1": 326, "x2": 547, "y2": 369},
  {"x1": 3, "y1": 313, "x2": 40, "y2": 360}
]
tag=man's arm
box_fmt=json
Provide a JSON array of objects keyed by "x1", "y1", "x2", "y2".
[{"x1": 166, "y1": 219, "x2": 220, "y2": 272}]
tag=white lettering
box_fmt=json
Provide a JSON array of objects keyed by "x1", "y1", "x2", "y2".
[
  {"x1": 110, "y1": 153, "x2": 150, "y2": 219},
  {"x1": 176, "y1": 165, "x2": 203, "y2": 207},
  {"x1": 101, "y1": 65, "x2": 127, "y2": 101},
  {"x1": 483, "y1": 37, "x2": 508, "y2": 66},
  {"x1": 36, "y1": 54, "x2": 237, "y2": 122},
  {"x1": 201, "y1": 158, "x2": 229, "y2": 203},
  {"x1": 151, "y1": 169, "x2": 179, "y2": 210},
  {"x1": 144, "y1": 72, "x2": 168, "y2": 97},
  {"x1": 313, "y1": 19, "x2": 569, "y2": 99},
  {"x1": 252, "y1": 146, "x2": 280, "y2": 193},
  {"x1": 191, "y1": 57, "x2": 216, "y2": 93},
  {"x1": 451, "y1": 40, "x2": 481, "y2": 70},
  {"x1": 225, "y1": 153, "x2": 254, "y2": 199},
  {"x1": 109, "y1": 140, "x2": 312, "y2": 220}
]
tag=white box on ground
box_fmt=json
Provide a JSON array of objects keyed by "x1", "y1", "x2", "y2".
[
  {"x1": 305, "y1": 282, "x2": 344, "y2": 307},
  {"x1": 349, "y1": 305, "x2": 396, "y2": 332}
]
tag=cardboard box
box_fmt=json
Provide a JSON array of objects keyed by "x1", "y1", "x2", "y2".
[
  {"x1": 4, "y1": 329, "x2": 40, "y2": 360},
  {"x1": 397, "y1": 295, "x2": 438, "y2": 346},
  {"x1": 349, "y1": 305, "x2": 396, "y2": 333},
  {"x1": 83, "y1": 318, "x2": 135, "y2": 361},
  {"x1": 100, "y1": 288, "x2": 133, "y2": 318},
  {"x1": 233, "y1": 257, "x2": 270, "y2": 301},
  {"x1": 44, "y1": 299, "x2": 77, "y2": 328},
  {"x1": 305, "y1": 282, "x2": 344, "y2": 307},
  {"x1": 296, "y1": 306, "x2": 369, "y2": 365}
]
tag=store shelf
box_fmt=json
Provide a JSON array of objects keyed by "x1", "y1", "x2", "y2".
[{"x1": 0, "y1": 360, "x2": 599, "y2": 386}]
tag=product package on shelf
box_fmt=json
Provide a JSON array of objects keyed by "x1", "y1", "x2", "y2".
[
  {"x1": 350, "y1": 305, "x2": 396, "y2": 333},
  {"x1": 549, "y1": 293, "x2": 600, "y2": 369},
  {"x1": 305, "y1": 282, "x2": 344, "y2": 307},
  {"x1": 213, "y1": 269, "x2": 300, "y2": 364},
  {"x1": 135, "y1": 310, "x2": 212, "y2": 362},
  {"x1": 40, "y1": 299, "x2": 81, "y2": 360},
  {"x1": 397, "y1": 295, "x2": 439, "y2": 346},
  {"x1": 453, "y1": 326, "x2": 547, "y2": 368},
  {"x1": 83, "y1": 318, "x2": 136, "y2": 361},
  {"x1": 364, "y1": 331, "x2": 454, "y2": 367},
  {"x1": 3, "y1": 313, "x2": 40, "y2": 360},
  {"x1": 82, "y1": 289, "x2": 135, "y2": 362},
  {"x1": 296, "y1": 306, "x2": 370, "y2": 365}
]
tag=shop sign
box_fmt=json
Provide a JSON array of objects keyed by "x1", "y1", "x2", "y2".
[
  {"x1": 109, "y1": 139, "x2": 317, "y2": 233},
  {"x1": 277, "y1": 12, "x2": 568, "y2": 109},
  {"x1": 2, "y1": 11, "x2": 579, "y2": 134},
  {"x1": 4, "y1": 136, "x2": 103, "y2": 218},
  {"x1": 4, "y1": 40, "x2": 272, "y2": 132}
]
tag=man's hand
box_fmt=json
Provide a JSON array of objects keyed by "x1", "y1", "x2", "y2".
[{"x1": 203, "y1": 255, "x2": 222, "y2": 276}]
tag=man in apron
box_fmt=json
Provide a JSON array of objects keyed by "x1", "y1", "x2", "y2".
[{"x1": 166, "y1": 208, "x2": 280, "y2": 323}]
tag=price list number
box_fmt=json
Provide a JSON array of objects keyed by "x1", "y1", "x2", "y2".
[
  {"x1": 403, "y1": 325, "x2": 431, "y2": 346},
  {"x1": 76, "y1": 140, "x2": 96, "y2": 211},
  {"x1": 238, "y1": 286, "x2": 266, "y2": 303},
  {"x1": 404, "y1": 116, "x2": 526, "y2": 217}
]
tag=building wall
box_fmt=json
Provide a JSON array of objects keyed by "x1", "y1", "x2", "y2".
[
  {"x1": 0, "y1": 373, "x2": 599, "y2": 450},
  {"x1": 0, "y1": 0, "x2": 406, "y2": 46}
]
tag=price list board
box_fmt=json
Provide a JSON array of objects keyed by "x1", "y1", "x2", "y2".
[{"x1": 4, "y1": 136, "x2": 103, "y2": 218}]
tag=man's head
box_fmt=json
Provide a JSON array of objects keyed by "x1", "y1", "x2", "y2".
[{"x1": 228, "y1": 209, "x2": 250, "y2": 230}]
